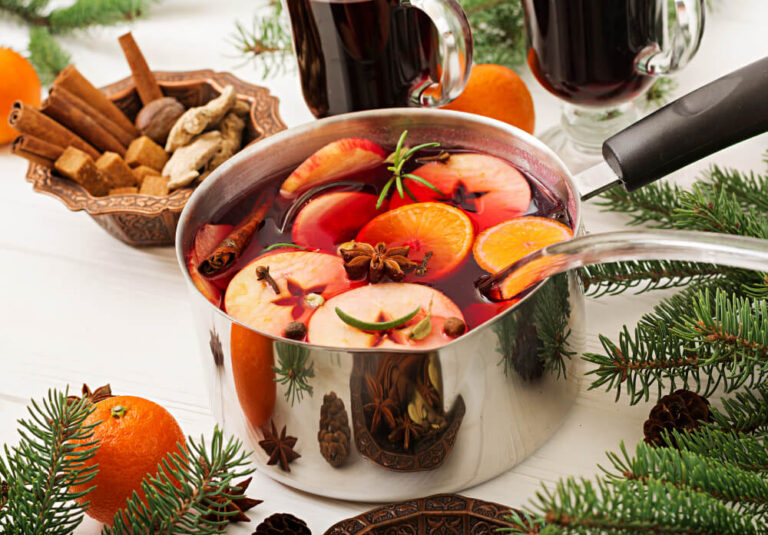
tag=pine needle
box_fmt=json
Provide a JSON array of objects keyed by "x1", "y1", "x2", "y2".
[
  {"x1": 0, "y1": 389, "x2": 99, "y2": 535},
  {"x1": 27, "y1": 26, "x2": 71, "y2": 85},
  {"x1": 104, "y1": 427, "x2": 253, "y2": 534}
]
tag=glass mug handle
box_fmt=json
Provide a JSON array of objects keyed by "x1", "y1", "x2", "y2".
[
  {"x1": 635, "y1": 0, "x2": 706, "y2": 76},
  {"x1": 401, "y1": 0, "x2": 473, "y2": 107}
]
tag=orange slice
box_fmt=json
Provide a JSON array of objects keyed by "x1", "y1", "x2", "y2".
[
  {"x1": 473, "y1": 217, "x2": 573, "y2": 298},
  {"x1": 356, "y1": 202, "x2": 474, "y2": 281}
]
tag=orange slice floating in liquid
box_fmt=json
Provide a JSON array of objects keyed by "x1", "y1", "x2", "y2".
[
  {"x1": 356, "y1": 202, "x2": 474, "y2": 281},
  {"x1": 473, "y1": 216, "x2": 574, "y2": 299}
]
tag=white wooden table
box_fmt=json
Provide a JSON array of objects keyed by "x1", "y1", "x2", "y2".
[{"x1": 1, "y1": 1, "x2": 767, "y2": 532}]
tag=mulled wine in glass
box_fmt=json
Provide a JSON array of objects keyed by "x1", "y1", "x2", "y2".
[
  {"x1": 286, "y1": 0, "x2": 473, "y2": 117},
  {"x1": 523, "y1": 0, "x2": 705, "y2": 170}
]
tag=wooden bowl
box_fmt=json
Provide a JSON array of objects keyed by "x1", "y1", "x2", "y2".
[
  {"x1": 324, "y1": 494, "x2": 519, "y2": 535},
  {"x1": 25, "y1": 70, "x2": 286, "y2": 247}
]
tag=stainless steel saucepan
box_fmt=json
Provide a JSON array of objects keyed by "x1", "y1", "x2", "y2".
[{"x1": 176, "y1": 57, "x2": 767, "y2": 501}]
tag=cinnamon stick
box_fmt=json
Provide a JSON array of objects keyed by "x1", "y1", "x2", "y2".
[
  {"x1": 53, "y1": 65, "x2": 138, "y2": 137},
  {"x1": 42, "y1": 91, "x2": 126, "y2": 156},
  {"x1": 11, "y1": 136, "x2": 56, "y2": 168},
  {"x1": 199, "y1": 192, "x2": 273, "y2": 276},
  {"x1": 118, "y1": 32, "x2": 163, "y2": 106},
  {"x1": 8, "y1": 101, "x2": 99, "y2": 159},
  {"x1": 49, "y1": 85, "x2": 135, "y2": 147}
]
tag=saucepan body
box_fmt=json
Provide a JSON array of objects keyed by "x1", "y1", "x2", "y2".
[{"x1": 176, "y1": 109, "x2": 586, "y2": 501}]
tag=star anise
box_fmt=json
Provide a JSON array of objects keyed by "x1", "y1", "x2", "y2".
[
  {"x1": 66, "y1": 383, "x2": 114, "y2": 407},
  {"x1": 440, "y1": 181, "x2": 489, "y2": 213},
  {"x1": 202, "y1": 476, "x2": 262, "y2": 524},
  {"x1": 388, "y1": 415, "x2": 425, "y2": 450},
  {"x1": 259, "y1": 420, "x2": 301, "y2": 472},
  {"x1": 340, "y1": 242, "x2": 419, "y2": 283},
  {"x1": 363, "y1": 374, "x2": 398, "y2": 433}
]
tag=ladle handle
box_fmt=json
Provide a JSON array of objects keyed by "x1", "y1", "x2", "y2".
[
  {"x1": 603, "y1": 56, "x2": 768, "y2": 192},
  {"x1": 480, "y1": 230, "x2": 768, "y2": 301}
]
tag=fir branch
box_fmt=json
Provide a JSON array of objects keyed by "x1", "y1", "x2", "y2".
[
  {"x1": 605, "y1": 441, "x2": 768, "y2": 517},
  {"x1": 664, "y1": 426, "x2": 768, "y2": 473},
  {"x1": 703, "y1": 164, "x2": 768, "y2": 213},
  {"x1": 0, "y1": 389, "x2": 99, "y2": 535},
  {"x1": 596, "y1": 182, "x2": 682, "y2": 228},
  {"x1": 503, "y1": 476, "x2": 763, "y2": 535},
  {"x1": 580, "y1": 260, "x2": 725, "y2": 298},
  {"x1": 672, "y1": 289, "x2": 768, "y2": 367},
  {"x1": 27, "y1": 26, "x2": 71, "y2": 85},
  {"x1": 585, "y1": 285, "x2": 768, "y2": 404},
  {"x1": 273, "y1": 341, "x2": 314, "y2": 406},
  {"x1": 47, "y1": 0, "x2": 151, "y2": 32},
  {"x1": 674, "y1": 185, "x2": 768, "y2": 238},
  {"x1": 0, "y1": 0, "x2": 48, "y2": 26},
  {"x1": 228, "y1": 1, "x2": 293, "y2": 79},
  {"x1": 709, "y1": 384, "x2": 768, "y2": 435},
  {"x1": 459, "y1": 0, "x2": 526, "y2": 69},
  {"x1": 104, "y1": 426, "x2": 253, "y2": 534},
  {"x1": 534, "y1": 274, "x2": 574, "y2": 379}
]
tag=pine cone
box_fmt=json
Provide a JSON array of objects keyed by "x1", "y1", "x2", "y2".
[
  {"x1": 253, "y1": 513, "x2": 311, "y2": 535},
  {"x1": 317, "y1": 392, "x2": 351, "y2": 467},
  {"x1": 643, "y1": 389, "x2": 712, "y2": 447}
]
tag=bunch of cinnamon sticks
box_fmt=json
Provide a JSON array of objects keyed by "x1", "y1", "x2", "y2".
[{"x1": 8, "y1": 32, "x2": 249, "y2": 199}]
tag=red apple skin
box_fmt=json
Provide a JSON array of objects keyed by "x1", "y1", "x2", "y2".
[
  {"x1": 389, "y1": 153, "x2": 532, "y2": 231},
  {"x1": 279, "y1": 138, "x2": 386, "y2": 198},
  {"x1": 291, "y1": 191, "x2": 388, "y2": 252},
  {"x1": 188, "y1": 223, "x2": 233, "y2": 306}
]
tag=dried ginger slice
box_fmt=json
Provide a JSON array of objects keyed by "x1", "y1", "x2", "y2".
[
  {"x1": 165, "y1": 85, "x2": 236, "y2": 152},
  {"x1": 164, "y1": 131, "x2": 222, "y2": 189}
]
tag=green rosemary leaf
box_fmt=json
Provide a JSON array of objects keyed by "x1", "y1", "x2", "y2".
[
  {"x1": 260, "y1": 242, "x2": 309, "y2": 254},
  {"x1": 336, "y1": 306, "x2": 420, "y2": 331},
  {"x1": 377, "y1": 177, "x2": 396, "y2": 209},
  {"x1": 403, "y1": 173, "x2": 445, "y2": 196}
]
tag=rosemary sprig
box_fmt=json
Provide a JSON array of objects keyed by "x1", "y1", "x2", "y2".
[
  {"x1": 273, "y1": 341, "x2": 315, "y2": 406},
  {"x1": 376, "y1": 131, "x2": 445, "y2": 209}
]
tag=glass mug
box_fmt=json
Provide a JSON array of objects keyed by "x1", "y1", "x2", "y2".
[
  {"x1": 523, "y1": 0, "x2": 705, "y2": 171},
  {"x1": 285, "y1": 0, "x2": 473, "y2": 118}
]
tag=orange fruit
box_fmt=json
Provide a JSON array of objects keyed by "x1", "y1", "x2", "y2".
[
  {"x1": 473, "y1": 217, "x2": 573, "y2": 298},
  {"x1": 0, "y1": 48, "x2": 41, "y2": 145},
  {"x1": 71, "y1": 396, "x2": 185, "y2": 525},
  {"x1": 356, "y1": 202, "x2": 474, "y2": 281},
  {"x1": 442, "y1": 64, "x2": 535, "y2": 134},
  {"x1": 231, "y1": 323, "x2": 276, "y2": 429}
]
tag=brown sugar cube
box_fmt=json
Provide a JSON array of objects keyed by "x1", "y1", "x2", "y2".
[
  {"x1": 125, "y1": 136, "x2": 168, "y2": 171},
  {"x1": 139, "y1": 174, "x2": 170, "y2": 196},
  {"x1": 109, "y1": 186, "x2": 139, "y2": 196},
  {"x1": 131, "y1": 164, "x2": 160, "y2": 187},
  {"x1": 54, "y1": 147, "x2": 112, "y2": 197},
  {"x1": 96, "y1": 152, "x2": 137, "y2": 188}
]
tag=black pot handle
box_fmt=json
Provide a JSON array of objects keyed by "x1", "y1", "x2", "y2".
[{"x1": 603, "y1": 56, "x2": 768, "y2": 192}]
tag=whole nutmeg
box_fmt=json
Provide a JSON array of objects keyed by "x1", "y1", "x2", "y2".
[
  {"x1": 443, "y1": 317, "x2": 466, "y2": 338},
  {"x1": 135, "y1": 97, "x2": 185, "y2": 145},
  {"x1": 284, "y1": 321, "x2": 307, "y2": 340}
]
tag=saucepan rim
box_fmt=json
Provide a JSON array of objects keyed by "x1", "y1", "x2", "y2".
[{"x1": 175, "y1": 108, "x2": 583, "y2": 353}]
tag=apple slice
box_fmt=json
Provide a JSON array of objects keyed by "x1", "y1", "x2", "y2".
[
  {"x1": 307, "y1": 283, "x2": 464, "y2": 349},
  {"x1": 292, "y1": 191, "x2": 387, "y2": 252},
  {"x1": 188, "y1": 223, "x2": 234, "y2": 306},
  {"x1": 389, "y1": 153, "x2": 532, "y2": 231},
  {"x1": 280, "y1": 138, "x2": 387, "y2": 198},
  {"x1": 224, "y1": 251, "x2": 353, "y2": 337}
]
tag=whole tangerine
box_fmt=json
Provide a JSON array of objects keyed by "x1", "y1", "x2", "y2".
[
  {"x1": 0, "y1": 48, "x2": 41, "y2": 145},
  {"x1": 442, "y1": 64, "x2": 535, "y2": 134},
  {"x1": 70, "y1": 395, "x2": 186, "y2": 525}
]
